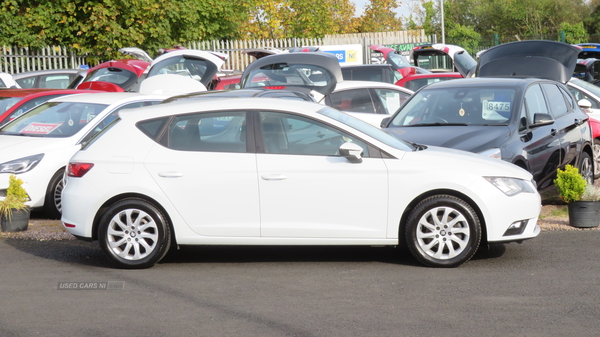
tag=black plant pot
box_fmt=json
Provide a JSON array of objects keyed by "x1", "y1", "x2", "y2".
[
  {"x1": 0, "y1": 208, "x2": 30, "y2": 232},
  {"x1": 568, "y1": 201, "x2": 600, "y2": 228}
]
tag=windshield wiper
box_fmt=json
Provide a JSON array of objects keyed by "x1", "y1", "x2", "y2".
[{"x1": 410, "y1": 123, "x2": 469, "y2": 127}]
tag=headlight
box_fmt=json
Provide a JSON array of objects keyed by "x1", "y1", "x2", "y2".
[
  {"x1": 0, "y1": 154, "x2": 44, "y2": 174},
  {"x1": 478, "y1": 148, "x2": 502, "y2": 159},
  {"x1": 484, "y1": 177, "x2": 536, "y2": 196}
]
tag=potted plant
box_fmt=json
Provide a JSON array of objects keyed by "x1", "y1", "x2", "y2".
[
  {"x1": 554, "y1": 165, "x2": 600, "y2": 228},
  {"x1": 0, "y1": 174, "x2": 30, "y2": 232}
]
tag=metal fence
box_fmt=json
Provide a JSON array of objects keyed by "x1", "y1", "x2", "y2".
[
  {"x1": 0, "y1": 45, "x2": 88, "y2": 74},
  {"x1": 0, "y1": 30, "x2": 430, "y2": 74}
]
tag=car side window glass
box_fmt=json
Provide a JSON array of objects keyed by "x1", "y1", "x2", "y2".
[
  {"x1": 541, "y1": 83, "x2": 568, "y2": 117},
  {"x1": 524, "y1": 84, "x2": 548, "y2": 122},
  {"x1": 373, "y1": 88, "x2": 409, "y2": 115},
  {"x1": 328, "y1": 89, "x2": 375, "y2": 113},
  {"x1": 166, "y1": 111, "x2": 247, "y2": 153},
  {"x1": 568, "y1": 86, "x2": 599, "y2": 109},
  {"x1": 259, "y1": 111, "x2": 369, "y2": 157},
  {"x1": 16, "y1": 77, "x2": 36, "y2": 89},
  {"x1": 559, "y1": 86, "x2": 575, "y2": 111}
]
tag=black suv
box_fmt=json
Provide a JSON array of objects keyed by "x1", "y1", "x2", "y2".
[{"x1": 381, "y1": 40, "x2": 594, "y2": 191}]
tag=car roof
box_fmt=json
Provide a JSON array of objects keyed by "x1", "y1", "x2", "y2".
[
  {"x1": 162, "y1": 88, "x2": 315, "y2": 104},
  {"x1": 12, "y1": 69, "x2": 80, "y2": 79},
  {"x1": 48, "y1": 92, "x2": 168, "y2": 104},
  {"x1": 121, "y1": 97, "x2": 327, "y2": 122}
]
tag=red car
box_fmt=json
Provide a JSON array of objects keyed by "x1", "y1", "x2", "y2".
[
  {"x1": 71, "y1": 59, "x2": 150, "y2": 92},
  {"x1": 395, "y1": 72, "x2": 464, "y2": 91},
  {"x1": 369, "y1": 45, "x2": 417, "y2": 79},
  {"x1": 0, "y1": 88, "x2": 102, "y2": 126}
]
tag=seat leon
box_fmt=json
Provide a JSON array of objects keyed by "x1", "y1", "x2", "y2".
[{"x1": 62, "y1": 98, "x2": 541, "y2": 269}]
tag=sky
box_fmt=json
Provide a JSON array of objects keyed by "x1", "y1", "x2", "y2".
[{"x1": 351, "y1": 0, "x2": 411, "y2": 18}]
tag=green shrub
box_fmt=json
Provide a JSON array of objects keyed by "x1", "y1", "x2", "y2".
[{"x1": 554, "y1": 165, "x2": 587, "y2": 203}]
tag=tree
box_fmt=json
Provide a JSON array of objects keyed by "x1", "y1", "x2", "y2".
[
  {"x1": 560, "y1": 22, "x2": 588, "y2": 44},
  {"x1": 356, "y1": 0, "x2": 402, "y2": 33},
  {"x1": 0, "y1": 0, "x2": 248, "y2": 60},
  {"x1": 240, "y1": 0, "x2": 357, "y2": 39}
]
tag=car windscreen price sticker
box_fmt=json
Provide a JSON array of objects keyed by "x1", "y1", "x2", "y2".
[
  {"x1": 20, "y1": 122, "x2": 61, "y2": 134},
  {"x1": 482, "y1": 100, "x2": 511, "y2": 121}
]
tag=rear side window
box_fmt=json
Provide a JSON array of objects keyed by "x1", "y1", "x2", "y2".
[
  {"x1": 327, "y1": 89, "x2": 375, "y2": 113},
  {"x1": 542, "y1": 83, "x2": 568, "y2": 117},
  {"x1": 161, "y1": 111, "x2": 247, "y2": 153}
]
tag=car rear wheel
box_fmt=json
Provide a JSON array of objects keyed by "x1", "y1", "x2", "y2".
[
  {"x1": 579, "y1": 151, "x2": 594, "y2": 185},
  {"x1": 98, "y1": 199, "x2": 171, "y2": 269},
  {"x1": 593, "y1": 140, "x2": 600, "y2": 179},
  {"x1": 405, "y1": 195, "x2": 481, "y2": 268},
  {"x1": 43, "y1": 169, "x2": 65, "y2": 219}
]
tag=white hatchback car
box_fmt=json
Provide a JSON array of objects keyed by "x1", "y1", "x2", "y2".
[
  {"x1": 0, "y1": 92, "x2": 167, "y2": 218},
  {"x1": 61, "y1": 98, "x2": 541, "y2": 269}
]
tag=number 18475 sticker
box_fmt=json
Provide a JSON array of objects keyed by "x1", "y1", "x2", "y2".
[{"x1": 482, "y1": 100, "x2": 511, "y2": 120}]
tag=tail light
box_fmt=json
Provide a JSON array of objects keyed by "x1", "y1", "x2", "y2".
[{"x1": 68, "y1": 162, "x2": 94, "y2": 177}]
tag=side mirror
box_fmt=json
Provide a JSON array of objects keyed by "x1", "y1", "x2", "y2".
[
  {"x1": 339, "y1": 142, "x2": 363, "y2": 163},
  {"x1": 380, "y1": 117, "x2": 391, "y2": 128},
  {"x1": 578, "y1": 98, "x2": 592, "y2": 110},
  {"x1": 531, "y1": 113, "x2": 554, "y2": 127}
]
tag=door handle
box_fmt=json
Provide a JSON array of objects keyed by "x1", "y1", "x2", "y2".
[
  {"x1": 261, "y1": 174, "x2": 287, "y2": 181},
  {"x1": 550, "y1": 129, "x2": 557, "y2": 136},
  {"x1": 158, "y1": 171, "x2": 184, "y2": 178}
]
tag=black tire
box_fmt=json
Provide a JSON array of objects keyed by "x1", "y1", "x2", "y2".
[
  {"x1": 43, "y1": 169, "x2": 65, "y2": 219},
  {"x1": 405, "y1": 195, "x2": 481, "y2": 268},
  {"x1": 98, "y1": 199, "x2": 171, "y2": 269},
  {"x1": 579, "y1": 151, "x2": 594, "y2": 185},
  {"x1": 592, "y1": 140, "x2": 600, "y2": 179}
]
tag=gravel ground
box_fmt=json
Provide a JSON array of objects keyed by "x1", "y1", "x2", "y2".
[{"x1": 0, "y1": 204, "x2": 598, "y2": 241}]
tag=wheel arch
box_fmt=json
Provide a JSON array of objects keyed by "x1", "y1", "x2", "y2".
[
  {"x1": 397, "y1": 189, "x2": 488, "y2": 247},
  {"x1": 91, "y1": 193, "x2": 176, "y2": 246}
]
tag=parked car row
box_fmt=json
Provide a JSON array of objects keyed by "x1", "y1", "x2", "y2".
[{"x1": 3, "y1": 40, "x2": 592, "y2": 269}]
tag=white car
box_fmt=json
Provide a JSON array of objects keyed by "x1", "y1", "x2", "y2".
[
  {"x1": 315, "y1": 80, "x2": 412, "y2": 127},
  {"x1": 0, "y1": 92, "x2": 167, "y2": 218},
  {"x1": 0, "y1": 72, "x2": 21, "y2": 89},
  {"x1": 61, "y1": 97, "x2": 541, "y2": 269}
]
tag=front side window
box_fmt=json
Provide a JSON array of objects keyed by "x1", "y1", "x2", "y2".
[
  {"x1": 259, "y1": 111, "x2": 369, "y2": 157},
  {"x1": 164, "y1": 111, "x2": 247, "y2": 153},
  {"x1": 0, "y1": 101, "x2": 109, "y2": 137},
  {"x1": 524, "y1": 84, "x2": 549, "y2": 123},
  {"x1": 40, "y1": 75, "x2": 72, "y2": 89},
  {"x1": 391, "y1": 86, "x2": 515, "y2": 126}
]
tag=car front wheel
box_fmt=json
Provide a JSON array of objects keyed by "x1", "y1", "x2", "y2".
[
  {"x1": 43, "y1": 169, "x2": 65, "y2": 219},
  {"x1": 98, "y1": 199, "x2": 171, "y2": 269},
  {"x1": 405, "y1": 195, "x2": 481, "y2": 268}
]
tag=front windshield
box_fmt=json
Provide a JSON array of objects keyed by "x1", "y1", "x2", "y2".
[
  {"x1": 390, "y1": 86, "x2": 516, "y2": 126},
  {"x1": 0, "y1": 101, "x2": 108, "y2": 137},
  {"x1": 243, "y1": 63, "x2": 333, "y2": 90},
  {"x1": 317, "y1": 106, "x2": 415, "y2": 151},
  {"x1": 571, "y1": 78, "x2": 600, "y2": 96},
  {"x1": 0, "y1": 97, "x2": 23, "y2": 114}
]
